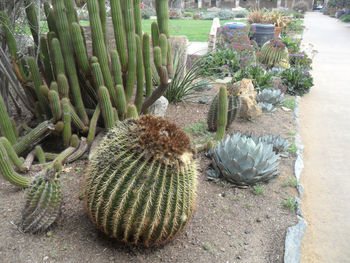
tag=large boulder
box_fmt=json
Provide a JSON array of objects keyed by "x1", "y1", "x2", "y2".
[{"x1": 235, "y1": 79, "x2": 262, "y2": 120}]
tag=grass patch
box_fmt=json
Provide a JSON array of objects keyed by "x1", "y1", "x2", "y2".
[
  {"x1": 283, "y1": 197, "x2": 297, "y2": 213},
  {"x1": 184, "y1": 120, "x2": 214, "y2": 144},
  {"x1": 282, "y1": 176, "x2": 298, "y2": 188},
  {"x1": 252, "y1": 184, "x2": 265, "y2": 195},
  {"x1": 288, "y1": 142, "x2": 297, "y2": 157},
  {"x1": 283, "y1": 98, "x2": 297, "y2": 110}
]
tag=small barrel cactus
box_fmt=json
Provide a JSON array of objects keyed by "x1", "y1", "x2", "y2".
[
  {"x1": 21, "y1": 168, "x2": 62, "y2": 233},
  {"x1": 85, "y1": 115, "x2": 197, "y2": 247},
  {"x1": 209, "y1": 133, "x2": 279, "y2": 186},
  {"x1": 207, "y1": 85, "x2": 241, "y2": 132},
  {"x1": 260, "y1": 39, "x2": 289, "y2": 68}
]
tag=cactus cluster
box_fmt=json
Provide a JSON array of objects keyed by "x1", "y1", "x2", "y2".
[
  {"x1": 85, "y1": 115, "x2": 198, "y2": 246},
  {"x1": 259, "y1": 39, "x2": 290, "y2": 69},
  {"x1": 207, "y1": 84, "x2": 241, "y2": 133},
  {"x1": 0, "y1": 0, "x2": 172, "y2": 157}
]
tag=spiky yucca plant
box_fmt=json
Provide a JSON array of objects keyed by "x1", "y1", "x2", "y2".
[
  {"x1": 259, "y1": 39, "x2": 289, "y2": 68},
  {"x1": 209, "y1": 133, "x2": 279, "y2": 186},
  {"x1": 207, "y1": 84, "x2": 241, "y2": 132},
  {"x1": 85, "y1": 115, "x2": 197, "y2": 247},
  {"x1": 21, "y1": 168, "x2": 62, "y2": 233}
]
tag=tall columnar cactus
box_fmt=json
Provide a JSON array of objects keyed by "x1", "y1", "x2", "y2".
[
  {"x1": 62, "y1": 99, "x2": 72, "y2": 147},
  {"x1": 50, "y1": 38, "x2": 66, "y2": 77},
  {"x1": 48, "y1": 90, "x2": 62, "y2": 122},
  {"x1": 70, "y1": 22, "x2": 90, "y2": 76},
  {"x1": 215, "y1": 86, "x2": 228, "y2": 141},
  {"x1": 0, "y1": 93, "x2": 17, "y2": 145},
  {"x1": 98, "y1": 86, "x2": 115, "y2": 131},
  {"x1": 21, "y1": 168, "x2": 62, "y2": 233},
  {"x1": 207, "y1": 85, "x2": 241, "y2": 132},
  {"x1": 135, "y1": 35, "x2": 144, "y2": 113},
  {"x1": 156, "y1": 0, "x2": 170, "y2": 37},
  {"x1": 159, "y1": 34, "x2": 168, "y2": 66},
  {"x1": 143, "y1": 33, "x2": 153, "y2": 99},
  {"x1": 85, "y1": 115, "x2": 198, "y2": 246},
  {"x1": 151, "y1": 22, "x2": 160, "y2": 47},
  {"x1": 24, "y1": 0, "x2": 39, "y2": 47}
]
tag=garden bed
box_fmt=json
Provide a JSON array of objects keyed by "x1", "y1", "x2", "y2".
[{"x1": 0, "y1": 86, "x2": 299, "y2": 263}]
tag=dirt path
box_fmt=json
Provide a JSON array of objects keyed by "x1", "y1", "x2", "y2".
[{"x1": 300, "y1": 12, "x2": 350, "y2": 262}]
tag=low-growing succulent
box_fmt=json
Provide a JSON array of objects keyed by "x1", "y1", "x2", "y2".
[
  {"x1": 258, "y1": 135, "x2": 289, "y2": 153},
  {"x1": 21, "y1": 168, "x2": 62, "y2": 233},
  {"x1": 256, "y1": 88, "x2": 285, "y2": 105},
  {"x1": 209, "y1": 133, "x2": 279, "y2": 186},
  {"x1": 258, "y1": 102, "x2": 276, "y2": 112},
  {"x1": 85, "y1": 115, "x2": 197, "y2": 247}
]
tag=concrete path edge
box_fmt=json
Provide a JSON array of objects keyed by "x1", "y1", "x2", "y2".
[{"x1": 284, "y1": 96, "x2": 307, "y2": 263}]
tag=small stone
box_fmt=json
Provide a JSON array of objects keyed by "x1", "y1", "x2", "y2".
[
  {"x1": 199, "y1": 97, "x2": 210, "y2": 104},
  {"x1": 236, "y1": 255, "x2": 242, "y2": 259},
  {"x1": 244, "y1": 229, "x2": 251, "y2": 234},
  {"x1": 227, "y1": 231, "x2": 232, "y2": 236},
  {"x1": 221, "y1": 192, "x2": 226, "y2": 197},
  {"x1": 220, "y1": 247, "x2": 225, "y2": 252},
  {"x1": 282, "y1": 106, "x2": 292, "y2": 112},
  {"x1": 244, "y1": 242, "x2": 249, "y2": 245},
  {"x1": 46, "y1": 231, "x2": 53, "y2": 237},
  {"x1": 256, "y1": 218, "x2": 262, "y2": 223},
  {"x1": 43, "y1": 256, "x2": 49, "y2": 261},
  {"x1": 266, "y1": 214, "x2": 271, "y2": 219}
]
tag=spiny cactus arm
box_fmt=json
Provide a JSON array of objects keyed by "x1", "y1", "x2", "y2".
[
  {"x1": 44, "y1": 2, "x2": 57, "y2": 33},
  {"x1": 13, "y1": 121, "x2": 55, "y2": 155},
  {"x1": 167, "y1": 39, "x2": 173, "y2": 77},
  {"x1": 98, "y1": 86, "x2": 115, "y2": 131},
  {"x1": 68, "y1": 102, "x2": 89, "y2": 133},
  {"x1": 126, "y1": 104, "x2": 139, "y2": 119},
  {"x1": 50, "y1": 38, "x2": 66, "y2": 77},
  {"x1": 70, "y1": 134, "x2": 80, "y2": 148},
  {"x1": 0, "y1": 137, "x2": 24, "y2": 168},
  {"x1": 110, "y1": 0, "x2": 128, "y2": 72},
  {"x1": 87, "y1": 0, "x2": 118, "y2": 108},
  {"x1": 135, "y1": 35, "x2": 144, "y2": 113},
  {"x1": 151, "y1": 22, "x2": 160, "y2": 47},
  {"x1": 124, "y1": 0, "x2": 137, "y2": 102},
  {"x1": 98, "y1": 0, "x2": 108, "y2": 46},
  {"x1": 64, "y1": 0, "x2": 79, "y2": 25},
  {"x1": 133, "y1": 0, "x2": 143, "y2": 40},
  {"x1": 10, "y1": 118, "x2": 19, "y2": 140},
  {"x1": 24, "y1": 0, "x2": 39, "y2": 47},
  {"x1": 153, "y1": 47, "x2": 162, "y2": 69},
  {"x1": 61, "y1": 99, "x2": 72, "y2": 147},
  {"x1": 45, "y1": 152, "x2": 59, "y2": 161},
  {"x1": 155, "y1": 0, "x2": 170, "y2": 37},
  {"x1": 71, "y1": 22, "x2": 90, "y2": 76},
  {"x1": 0, "y1": 93, "x2": 17, "y2": 144},
  {"x1": 66, "y1": 137, "x2": 88, "y2": 163},
  {"x1": 141, "y1": 66, "x2": 168, "y2": 114},
  {"x1": 143, "y1": 33, "x2": 153, "y2": 99},
  {"x1": 57, "y1": 74, "x2": 70, "y2": 98},
  {"x1": 110, "y1": 50, "x2": 123, "y2": 86},
  {"x1": 91, "y1": 62, "x2": 105, "y2": 88},
  {"x1": 27, "y1": 57, "x2": 51, "y2": 116},
  {"x1": 0, "y1": 143, "x2": 30, "y2": 187},
  {"x1": 159, "y1": 34, "x2": 168, "y2": 66},
  {"x1": 35, "y1": 145, "x2": 46, "y2": 164},
  {"x1": 40, "y1": 85, "x2": 49, "y2": 98},
  {"x1": 53, "y1": 0, "x2": 89, "y2": 125},
  {"x1": 50, "y1": 81, "x2": 59, "y2": 93},
  {"x1": 48, "y1": 90, "x2": 62, "y2": 122},
  {"x1": 87, "y1": 105, "x2": 100, "y2": 144},
  {"x1": 115, "y1": 85, "x2": 127, "y2": 120},
  {"x1": 215, "y1": 86, "x2": 228, "y2": 141},
  {"x1": 40, "y1": 36, "x2": 54, "y2": 85},
  {"x1": 113, "y1": 107, "x2": 119, "y2": 124}
]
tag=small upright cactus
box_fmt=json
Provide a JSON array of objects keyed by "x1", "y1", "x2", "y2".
[
  {"x1": 85, "y1": 115, "x2": 198, "y2": 246},
  {"x1": 215, "y1": 86, "x2": 228, "y2": 141}
]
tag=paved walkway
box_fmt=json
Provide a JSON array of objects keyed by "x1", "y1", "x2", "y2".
[{"x1": 299, "y1": 12, "x2": 350, "y2": 262}]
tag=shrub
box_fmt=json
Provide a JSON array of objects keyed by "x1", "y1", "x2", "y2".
[
  {"x1": 203, "y1": 9, "x2": 236, "y2": 20},
  {"x1": 341, "y1": 14, "x2": 350, "y2": 22},
  {"x1": 183, "y1": 12, "x2": 193, "y2": 18},
  {"x1": 141, "y1": 7, "x2": 155, "y2": 19},
  {"x1": 289, "y1": 51, "x2": 312, "y2": 69},
  {"x1": 169, "y1": 10, "x2": 182, "y2": 19},
  {"x1": 234, "y1": 10, "x2": 248, "y2": 18},
  {"x1": 281, "y1": 36, "x2": 301, "y2": 54},
  {"x1": 233, "y1": 65, "x2": 274, "y2": 91},
  {"x1": 292, "y1": 1, "x2": 309, "y2": 13},
  {"x1": 279, "y1": 68, "x2": 314, "y2": 96}
]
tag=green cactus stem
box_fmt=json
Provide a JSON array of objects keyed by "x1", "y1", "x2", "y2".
[
  {"x1": 0, "y1": 143, "x2": 30, "y2": 187},
  {"x1": 126, "y1": 104, "x2": 139, "y2": 119},
  {"x1": 35, "y1": 145, "x2": 46, "y2": 164},
  {"x1": 159, "y1": 34, "x2": 168, "y2": 66},
  {"x1": 85, "y1": 115, "x2": 197, "y2": 246},
  {"x1": 215, "y1": 86, "x2": 228, "y2": 141},
  {"x1": 10, "y1": 118, "x2": 19, "y2": 140},
  {"x1": 53, "y1": 0, "x2": 88, "y2": 124},
  {"x1": 87, "y1": 105, "x2": 101, "y2": 144},
  {"x1": 153, "y1": 47, "x2": 162, "y2": 69},
  {"x1": 70, "y1": 134, "x2": 80, "y2": 148},
  {"x1": 71, "y1": 22, "x2": 90, "y2": 76},
  {"x1": 113, "y1": 107, "x2": 119, "y2": 124},
  {"x1": 0, "y1": 137, "x2": 24, "y2": 168},
  {"x1": 110, "y1": 0, "x2": 128, "y2": 72},
  {"x1": 115, "y1": 84, "x2": 127, "y2": 120},
  {"x1": 143, "y1": 33, "x2": 153, "y2": 99},
  {"x1": 48, "y1": 90, "x2": 62, "y2": 122},
  {"x1": 61, "y1": 99, "x2": 72, "y2": 147},
  {"x1": 98, "y1": 86, "x2": 115, "y2": 131},
  {"x1": 67, "y1": 102, "x2": 89, "y2": 133},
  {"x1": 66, "y1": 137, "x2": 88, "y2": 163},
  {"x1": 40, "y1": 36, "x2": 54, "y2": 85},
  {"x1": 156, "y1": 0, "x2": 170, "y2": 37},
  {"x1": 55, "y1": 121, "x2": 65, "y2": 134},
  {"x1": 0, "y1": 93, "x2": 17, "y2": 144},
  {"x1": 45, "y1": 152, "x2": 59, "y2": 161},
  {"x1": 98, "y1": 0, "x2": 108, "y2": 46},
  {"x1": 135, "y1": 35, "x2": 144, "y2": 113},
  {"x1": 151, "y1": 22, "x2": 160, "y2": 47},
  {"x1": 44, "y1": 2, "x2": 57, "y2": 33},
  {"x1": 134, "y1": 0, "x2": 143, "y2": 40},
  {"x1": 21, "y1": 169, "x2": 62, "y2": 233},
  {"x1": 13, "y1": 121, "x2": 55, "y2": 155},
  {"x1": 40, "y1": 85, "x2": 50, "y2": 98},
  {"x1": 49, "y1": 81, "x2": 58, "y2": 93},
  {"x1": 167, "y1": 39, "x2": 173, "y2": 77},
  {"x1": 64, "y1": 0, "x2": 79, "y2": 25},
  {"x1": 124, "y1": 0, "x2": 137, "y2": 102},
  {"x1": 50, "y1": 38, "x2": 65, "y2": 77},
  {"x1": 110, "y1": 50, "x2": 123, "y2": 86},
  {"x1": 91, "y1": 62, "x2": 105, "y2": 89},
  {"x1": 24, "y1": 0, "x2": 39, "y2": 47},
  {"x1": 87, "y1": 0, "x2": 118, "y2": 108},
  {"x1": 57, "y1": 74, "x2": 70, "y2": 99}
]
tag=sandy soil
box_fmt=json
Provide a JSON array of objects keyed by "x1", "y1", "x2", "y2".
[{"x1": 0, "y1": 87, "x2": 298, "y2": 263}]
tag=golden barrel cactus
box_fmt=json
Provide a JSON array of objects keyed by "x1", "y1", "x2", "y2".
[{"x1": 85, "y1": 115, "x2": 197, "y2": 246}]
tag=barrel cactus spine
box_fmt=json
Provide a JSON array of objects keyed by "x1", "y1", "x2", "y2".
[{"x1": 85, "y1": 115, "x2": 197, "y2": 246}]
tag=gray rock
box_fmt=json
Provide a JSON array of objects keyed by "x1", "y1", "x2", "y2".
[
  {"x1": 149, "y1": 96, "x2": 169, "y2": 117},
  {"x1": 284, "y1": 220, "x2": 307, "y2": 263}
]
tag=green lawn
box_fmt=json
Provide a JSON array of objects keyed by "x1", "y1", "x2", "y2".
[{"x1": 141, "y1": 19, "x2": 247, "y2": 42}]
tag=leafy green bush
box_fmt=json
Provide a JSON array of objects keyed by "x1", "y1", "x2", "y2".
[
  {"x1": 341, "y1": 14, "x2": 350, "y2": 22},
  {"x1": 281, "y1": 36, "x2": 301, "y2": 54},
  {"x1": 202, "y1": 9, "x2": 236, "y2": 20},
  {"x1": 279, "y1": 68, "x2": 314, "y2": 96},
  {"x1": 183, "y1": 12, "x2": 193, "y2": 18},
  {"x1": 233, "y1": 65, "x2": 274, "y2": 91},
  {"x1": 198, "y1": 49, "x2": 241, "y2": 78}
]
